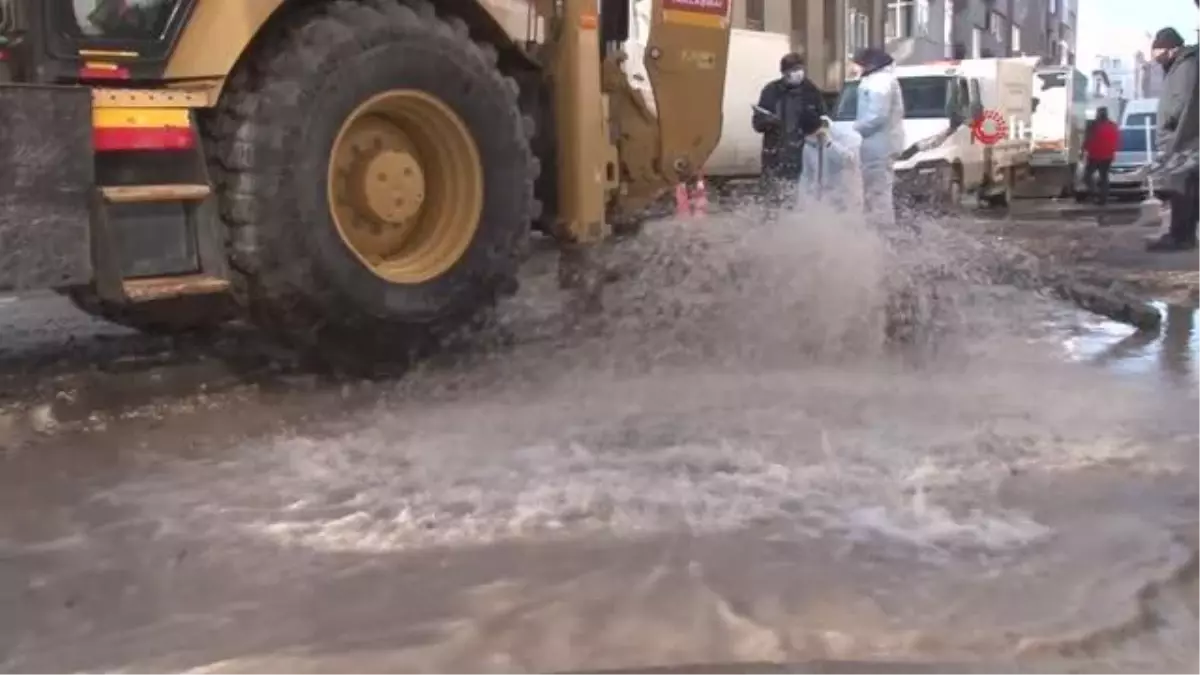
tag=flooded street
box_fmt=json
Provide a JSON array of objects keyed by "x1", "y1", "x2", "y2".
[{"x1": 0, "y1": 211, "x2": 1196, "y2": 673}]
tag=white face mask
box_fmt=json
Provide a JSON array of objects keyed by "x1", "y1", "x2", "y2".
[{"x1": 786, "y1": 69, "x2": 806, "y2": 84}]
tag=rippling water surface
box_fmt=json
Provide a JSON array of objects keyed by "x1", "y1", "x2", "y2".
[{"x1": 1, "y1": 208, "x2": 1195, "y2": 673}]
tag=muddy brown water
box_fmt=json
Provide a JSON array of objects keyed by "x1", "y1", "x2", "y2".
[{"x1": 0, "y1": 209, "x2": 1196, "y2": 673}]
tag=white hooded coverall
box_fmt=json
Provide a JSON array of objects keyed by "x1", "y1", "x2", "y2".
[{"x1": 852, "y1": 63, "x2": 906, "y2": 227}]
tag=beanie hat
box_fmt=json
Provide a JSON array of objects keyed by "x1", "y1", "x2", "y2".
[
  {"x1": 780, "y1": 52, "x2": 804, "y2": 73},
  {"x1": 1152, "y1": 27, "x2": 1185, "y2": 50}
]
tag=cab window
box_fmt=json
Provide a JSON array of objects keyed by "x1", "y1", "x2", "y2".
[
  {"x1": 1124, "y1": 112, "x2": 1157, "y2": 128},
  {"x1": 954, "y1": 78, "x2": 970, "y2": 117},
  {"x1": 69, "y1": 0, "x2": 178, "y2": 40}
]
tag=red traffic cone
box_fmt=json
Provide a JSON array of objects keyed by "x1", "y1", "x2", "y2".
[
  {"x1": 675, "y1": 182, "x2": 692, "y2": 217},
  {"x1": 691, "y1": 174, "x2": 709, "y2": 216}
]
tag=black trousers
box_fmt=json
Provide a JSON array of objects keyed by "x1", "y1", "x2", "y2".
[
  {"x1": 761, "y1": 167, "x2": 801, "y2": 215},
  {"x1": 1083, "y1": 159, "x2": 1112, "y2": 204},
  {"x1": 1168, "y1": 167, "x2": 1199, "y2": 244}
]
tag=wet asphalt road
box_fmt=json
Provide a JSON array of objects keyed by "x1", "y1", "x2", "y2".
[{"x1": 0, "y1": 208, "x2": 1197, "y2": 673}]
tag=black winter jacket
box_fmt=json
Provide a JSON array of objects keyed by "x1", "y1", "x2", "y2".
[{"x1": 752, "y1": 77, "x2": 826, "y2": 179}]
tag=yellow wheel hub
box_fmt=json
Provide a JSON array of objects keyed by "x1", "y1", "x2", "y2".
[{"x1": 328, "y1": 90, "x2": 483, "y2": 284}]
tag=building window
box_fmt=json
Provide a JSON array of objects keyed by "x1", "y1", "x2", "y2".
[
  {"x1": 745, "y1": 0, "x2": 764, "y2": 30},
  {"x1": 988, "y1": 11, "x2": 1006, "y2": 43},
  {"x1": 1048, "y1": 0, "x2": 1058, "y2": 14},
  {"x1": 790, "y1": 0, "x2": 806, "y2": 35},
  {"x1": 886, "y1": 1, "x2": 912, "y2": 39},
  {"x1": 916, "y1": 0, "x2": 929, "y2": 36},
  {"x1": 943, "y1": 0, "x2": 954, "y2": 56},
  {"x1": 886, "y1": 0, "x2": 929, "y2": 39},
  {"x1": 1011, "y1": 25, "x2": 1021, "y2": 53},
  {"x1": 846, "y1": 7, "x2": 870, "y2": 57},
  {"x1": 972, "y1": 26, "x2": 982, "y2": 58}
]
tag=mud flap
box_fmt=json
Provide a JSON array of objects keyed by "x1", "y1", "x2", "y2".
[{"x1": 0, "y1": 84, "x2": 94, "y2": 292}]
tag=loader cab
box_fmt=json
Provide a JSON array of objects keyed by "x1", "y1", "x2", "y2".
[{"x1": 1, "y1": 0, "x2": 193, "y2": 82}]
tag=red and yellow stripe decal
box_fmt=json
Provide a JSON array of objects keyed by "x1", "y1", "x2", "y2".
[
  {"x1": 93, "y1": 107, "x2": 196, "y2": 152},
  {"x1": 661, "y1": 0, "x2": 730, "y2": 28}
]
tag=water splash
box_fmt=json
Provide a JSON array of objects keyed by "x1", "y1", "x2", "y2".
[{"x1": 95, "y1": 203, "x2": 1177, "y2": 557}]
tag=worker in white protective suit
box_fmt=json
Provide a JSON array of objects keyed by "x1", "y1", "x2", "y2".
[
  {"x1": 796, "y1": 116, "x2": 864, "y2": 214},
  {"x1": 849, "y1": 48, "x2": 906, "y2": 228}
]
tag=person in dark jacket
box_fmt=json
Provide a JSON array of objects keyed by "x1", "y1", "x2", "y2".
[
  {"x1": 1145, "y1": 27, "x2": 1199, "y2": 251},
  {"x1": 1082, "y1": 106, "x2": 1120, "y2": 205},
  {"x1": 752, "y1": 52, "x2": 826, "y2": 210}
]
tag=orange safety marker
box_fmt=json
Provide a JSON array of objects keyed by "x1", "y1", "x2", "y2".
[
  {"x1": 675, "y1": 182, "x2": 692, "y2": 217},
  {"x1": 691, "y1": 174, "x2": 709, "y2": 215},
  {"x1": 674, "y1": 174, "x2": 710, "y2": 218}
]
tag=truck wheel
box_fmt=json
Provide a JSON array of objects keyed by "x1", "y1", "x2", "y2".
[
  {"x1": 1060, "y1": 163, "x2": 1078, "y2": 197},
  {"x1": 204, "y1": 0, "x2": 537, "y2": 371},
  {"x1": 981, "y1": 169, "x2": 1014, "y2": 209},
  {"x1": 936, "y1": 165, "x2": 963, "y2": 217},
  {"x1": 67, "y1": 288, "x2": 235, "y2": 335}
]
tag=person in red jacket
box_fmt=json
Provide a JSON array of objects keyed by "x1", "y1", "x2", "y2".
[{"x1": 1082, "y1": 106, "x2": 1120, "y2": 205}]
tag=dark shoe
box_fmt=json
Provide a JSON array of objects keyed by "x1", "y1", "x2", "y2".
[{"x1": 1145, "y1": 234, "x2": 1199, "y2": 252}]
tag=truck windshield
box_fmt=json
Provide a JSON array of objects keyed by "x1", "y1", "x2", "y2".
[
  {"x1": 1119, "y1": 127, "x2": 1157, "y2": 153},
  {"x1": 1124, "y1": 112, "x2": 1156, "y2": 128},
  {"x1": 68, "y1": 0, "x2": 178, "y2": 40},
  {"x1": 833, "y1": 76, "x2": 951, "y2": 121}
]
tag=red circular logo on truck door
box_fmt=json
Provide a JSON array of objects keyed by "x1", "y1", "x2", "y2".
[{"x1": 971, "y1": 109, "x2": 1009, "y2": 145}]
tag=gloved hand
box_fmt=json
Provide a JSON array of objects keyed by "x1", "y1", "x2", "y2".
[{"x1": 810, "y1": 115, "x2": 833, "y2": 138}]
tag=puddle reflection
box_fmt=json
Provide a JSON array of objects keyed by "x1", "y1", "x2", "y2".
[{"x1": 1065, "y1": 303, "x2": 1198, "y2": 383}]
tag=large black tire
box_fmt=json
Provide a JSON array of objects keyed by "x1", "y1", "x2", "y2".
[
  {"x1": 203, "y1": 0, "x2": 538, "y2": 372},
  {"x1": 66, "y1": 287, "x2": 235, "y2": 335},
  {"x1": 929, "y1": 163, "x2": 963, "y2": 218},
  {"x1": 1059, "y1": 163, "x2": 1078, "y2": 198},
  {"x1": 980, "y1": 168, "x2": 1013, "y2": 209},
  {"x1": 514, "y1": 70, "x2": 557, "y2": 236}
]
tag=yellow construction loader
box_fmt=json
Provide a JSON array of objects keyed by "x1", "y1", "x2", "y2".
[{"x1": 0, "y1": 0, "x2": 731, "y2": 365}]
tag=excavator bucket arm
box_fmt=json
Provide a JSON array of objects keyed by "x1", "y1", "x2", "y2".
[
  {"x1": 642, "y1": 0, "x2": 732, "y2": 184},
  {"x1": 604, "y1": 0, "x2": 732, "y2": 222},
  {"x1": 515, "y1": 0, "x2": 733, "y2": 240}
]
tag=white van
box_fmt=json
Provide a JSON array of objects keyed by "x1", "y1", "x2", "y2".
[{"x1": 831, "y1": 58, "x2": 1034, "y2": 208}]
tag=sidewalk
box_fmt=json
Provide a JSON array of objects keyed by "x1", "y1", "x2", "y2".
[{"x1": 980, "y1": 202, "x2": 1199, "y2": 307}]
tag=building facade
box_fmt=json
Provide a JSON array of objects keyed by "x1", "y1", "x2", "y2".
[
  {"x1": 1138, "y1": 55, "x2": 1166, "y2": 98},
  {"x1": 733, "y1": 0, "x2": 888, "y2": 90},
  {"x1": 1086, "y1": 28, "x2": 1165, "y2": 104},
  {"x1": 882, "y1": 0, "x2": 1077, "y2": 66}
]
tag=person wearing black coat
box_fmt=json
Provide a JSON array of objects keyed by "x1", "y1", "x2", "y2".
[{"x1": 752, "y1": 52, "x2": 827, "y2": 209}]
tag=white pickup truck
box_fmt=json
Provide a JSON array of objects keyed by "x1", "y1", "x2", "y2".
[{"x1": 831, "y1": 58, "x2": 1035, "y2": 210}]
